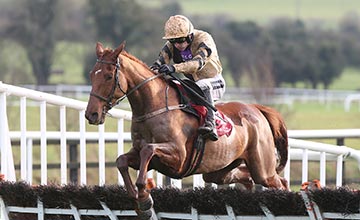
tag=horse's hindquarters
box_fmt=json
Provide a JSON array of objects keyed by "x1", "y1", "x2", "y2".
[{"x1": 199, "y1": 102, "x2": 289, "y2": 190}]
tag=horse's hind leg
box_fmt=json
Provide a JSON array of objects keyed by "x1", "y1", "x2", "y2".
[
  {"x1": 203, "y1": 163, "x2": 255, "y2": 190},
  {"x1": 261, "y1": 174, "x2": 289, "y2": 190},
  {"x1": 271, "y1": 175, "x2": 289, "y2": 190},
  {"x1": 245, "y1": 153, "x2": 289, "y2": 190},
  {"x1": 235, "y1": 165, "x2": 255, "y2": 190}
]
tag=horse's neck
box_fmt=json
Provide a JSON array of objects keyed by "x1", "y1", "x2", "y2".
[{"x1": 121, "y1": 55, "x2": 170, "y2": 117}]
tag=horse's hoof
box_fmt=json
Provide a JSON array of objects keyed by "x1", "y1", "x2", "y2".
[{"x1": 137, "y1": 194, "x2": 154, "y2": 211}]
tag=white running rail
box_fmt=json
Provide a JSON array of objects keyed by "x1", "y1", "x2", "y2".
[
  {"x1": 344, "y1": 93, "x2": 360, "y2": 112},
  {"x1": 0, "y1": 81, "x2": 131, "y2": 186},
  {"x1": 1, "y1": 81, "x2": 360, "y2": 188}
]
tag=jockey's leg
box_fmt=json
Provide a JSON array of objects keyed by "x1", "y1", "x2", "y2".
[
  {"x1": 196, "y1": 75, "x2": 225, "y2": 141},
  {"x1": 197, "y1": 87, "x2": 218, "y2": 141}
]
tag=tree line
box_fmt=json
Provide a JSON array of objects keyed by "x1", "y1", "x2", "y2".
[{"x1": 1, "y1": 0, "x2": 360, "y2": 89}]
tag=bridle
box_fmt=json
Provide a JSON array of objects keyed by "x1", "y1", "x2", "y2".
[
  {"x1": 90, "y1": 58, "x2": 124, "y2": 110},
  {"x1": 90, "y1": 56, "x2": 162, "y2": 111}
]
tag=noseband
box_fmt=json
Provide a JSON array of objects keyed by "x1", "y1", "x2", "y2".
[{"x1": 90, "y1": 56, "x2": 162, "y2": 111}]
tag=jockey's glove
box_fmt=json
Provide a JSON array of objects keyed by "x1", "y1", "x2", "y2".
[
  {"x1": 158, "y1": 64, "x2": 175, "y2": 75},
  {"x1": 149, "y1": 63, "x2": 160, "y2": 71}
]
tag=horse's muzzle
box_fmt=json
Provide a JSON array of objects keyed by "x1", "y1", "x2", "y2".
[{"x1": 85, "y1": 111, "x2": 103, "y2": 125}]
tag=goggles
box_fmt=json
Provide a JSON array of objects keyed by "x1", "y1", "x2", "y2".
[{"x1": 168, "y1": 36, "x2": 188, "y2": 44}]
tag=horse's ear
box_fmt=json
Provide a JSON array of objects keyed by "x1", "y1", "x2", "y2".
[
  {"x1": 96, "y1": 42, "x2": 104, "y2": 58},
  {"x1": 112, "y1": 41, "x2": 126, "y2": 59},
  {"x1": 120, "y1": 40, "x2": 126, "y2": 48}
]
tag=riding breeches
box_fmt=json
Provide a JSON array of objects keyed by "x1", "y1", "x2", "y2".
[{"x1": 195, "y1": 74, "x2": 226, "y2": 102}]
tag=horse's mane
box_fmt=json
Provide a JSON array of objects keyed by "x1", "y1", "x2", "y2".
[
  {"x1": 102, "y1": 47, "x2": 153, "y2": 72},
  {"x1": 121, "y1": 50, "x2": 151, "y2": 71}
]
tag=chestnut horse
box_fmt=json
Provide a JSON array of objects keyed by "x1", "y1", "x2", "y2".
[{"x1": 85, "y1": 41, "x2": 289, "y2": 203}]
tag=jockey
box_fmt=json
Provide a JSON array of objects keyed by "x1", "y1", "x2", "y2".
[{"x1": 150, "y1": 15, "x2": 226, "y2": 141}]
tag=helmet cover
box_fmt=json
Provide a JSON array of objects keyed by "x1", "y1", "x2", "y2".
[{"x1": 163, "y1": 15, "x2": 194, "y2": 39}]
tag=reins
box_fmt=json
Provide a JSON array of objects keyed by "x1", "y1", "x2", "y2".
[{"x1": 90, "y1": 57, "x2": 163, "y2": 111}]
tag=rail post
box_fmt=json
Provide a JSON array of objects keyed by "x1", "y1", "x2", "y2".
[
  {"x1": 336, "y1": 138, "x2": 347, "y2": 186},
  {"x1": 69, "y1": 143, "x2": 78, "y2": 183}
]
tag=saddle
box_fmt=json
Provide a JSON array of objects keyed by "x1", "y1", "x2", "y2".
[
  {"x1": 169, "y1": 79, "x2": 233, "y2": 137},
  {"x1": 169, "y1": 78, "x2": 233, "y2": 177}
]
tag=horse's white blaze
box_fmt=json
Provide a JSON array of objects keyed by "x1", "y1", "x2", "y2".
[{"x1": 95, "y1": 69, "x2": 102, "y2": 75}]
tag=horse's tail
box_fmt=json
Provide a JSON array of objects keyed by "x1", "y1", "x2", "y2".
[{"x1": 254, "y1": 104, "x2": 288, "y2": 173}]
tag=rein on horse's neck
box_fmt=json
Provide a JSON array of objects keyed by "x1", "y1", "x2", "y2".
[
  {"x1": 120, "y1": 54, "x2": 185, "y2": 122},
  {"x1": 112, "y1": 53, "x2": 161, "y2": 103}
]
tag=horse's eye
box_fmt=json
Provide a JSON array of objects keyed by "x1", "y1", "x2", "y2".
[{"x1": 105, "y1": 74, "x2": 113, "y2": 81}]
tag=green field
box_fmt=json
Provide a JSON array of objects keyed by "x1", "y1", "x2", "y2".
[
  {"x1": 138, "y1": 0, "x2": 360, "y2": 27},
  {"x1": 284, "y1": 101, "x2": 360, "y2": 147},
  {"x1": 329, "y1": 68, "x2": 360, "y2": 90},
  {"x1": 285, "y1": 101, "x2": 360, "y2": 129}
]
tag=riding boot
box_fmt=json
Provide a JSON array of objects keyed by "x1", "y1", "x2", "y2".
[{"x1": 198, "y1": 88, "x2": 218, "y2": 141}]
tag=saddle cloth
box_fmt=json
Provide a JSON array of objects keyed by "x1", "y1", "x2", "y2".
[
  {"x1": 170, "y1": 79, "x2": 233, "y2": 138},
  {"x1": 192, "y1": 104, "x2": 233, "y2": 137}
]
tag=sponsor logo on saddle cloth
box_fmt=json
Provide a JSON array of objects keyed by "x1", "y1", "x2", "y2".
[{"x1": 191, "y1": 105, "x2": 233, "y2": 137}]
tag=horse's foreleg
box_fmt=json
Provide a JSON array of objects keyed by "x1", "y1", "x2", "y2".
[
  {"x1": 136, "y1": 142, "x2": 179, "y2": 200},
  {"x1": 136, "y1": 144, "x2": 155, "y2": 201},
  {"x1": 116, "y1": 148, "x2": 140, "y2": 199}
]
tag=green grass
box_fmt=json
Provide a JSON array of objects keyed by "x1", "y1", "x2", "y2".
[
  {"x1": 138, "y1": 0, "x2": 360, "y2": 27},
  {"x1": 285, "y1": 101, "x2": 360, "y2": 130},
  {"x1": 329, "y1": 67, "x2": 360, "y2": 90},
  {"x1": 282, "y1": 101, "x2": 360, "y2": 150}
]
